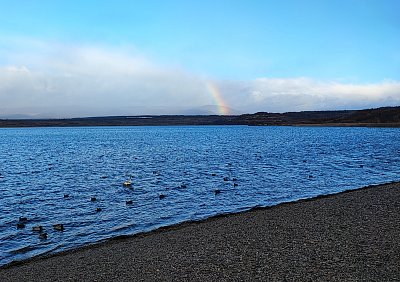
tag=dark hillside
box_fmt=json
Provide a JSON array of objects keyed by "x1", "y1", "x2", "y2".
[
  {"x1": 235, "y1": 107, "x2": 400, "y2": 126},
  {"x1": 332, "y1": 107, "x2": 400, "y2": 123},
  {"x1": 0, "y1": 106, "x2": 399, "y2": 127}
]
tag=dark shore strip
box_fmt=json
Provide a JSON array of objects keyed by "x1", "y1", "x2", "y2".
[
  {"x1": 1, "y1": 106, "x2": 399, "y2": 127},
  {"x1": 1, "y1": 182, "x2": 399, "y2": 281}
]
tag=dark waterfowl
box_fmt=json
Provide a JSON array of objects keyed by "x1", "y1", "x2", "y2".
[
  {"x1": 223, "y1": 177, "x2": 229, "y2": 181},
  {"x1": 91, "y1": 197, "x2": 97, "y2": 202},
  {"x1": 17, "y1": 223, "x2": 25, "y2": 229},
  {"x1": 96, "y1": 208, "x2": 102, "y2": 212},
  {"x1": 19, "y1": 217, "x2": 28, "y2": 222},
  {"x1": 32, "y1": 225, "x2": 43, "y2": 232},
  {"x1": 233, "y1": 183, "x2": 238, "y2": 187},
  {"x1": 159, "y1": 194, "x2": 166, "y2": 199},
  {"x1": 123, "y1": 180, "x2": 132, "y2": 187},
  {"x1": 39, "y1": 232, "x2": 48, "y2": 240},
  {"x1": 64, "y1": 194, "x2": 69, "y2": 198},
  {"x1": 53, "y1": 224, "x2": 64, "y2": 231},
  {"x1": 126, "y1": 200, "x2": 133, "y2": 205},
  {"x1": 215, "y1": 189, "x2": 221, "y2": 195}
]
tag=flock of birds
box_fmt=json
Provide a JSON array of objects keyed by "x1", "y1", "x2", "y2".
[
  {"x1": 15, "y1": 170, "x2": 240, "y2": 241},
  {"x1": 16, "y1": 217, "x2": 62, "y2": 240}
]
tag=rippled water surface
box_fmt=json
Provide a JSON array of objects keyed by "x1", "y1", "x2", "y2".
[{"x1": 0, "y1": 126, "x2": 399, "y2": 266}]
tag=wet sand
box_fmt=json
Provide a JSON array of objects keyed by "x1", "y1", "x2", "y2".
[{"x1": 1, "y1": 182, "x2": 399, "y2": 281}]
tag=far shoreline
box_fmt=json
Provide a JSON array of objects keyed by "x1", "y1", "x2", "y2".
[
  {"x1": 1, "y1": 106, "x2": 399, "y2": 128},
  {"x1": 1, "y1": 123, "x2": 400, "y2": 128}
]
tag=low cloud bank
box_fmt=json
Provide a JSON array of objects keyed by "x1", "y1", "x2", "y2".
[
  {"x1": 220, "y1": 78, "x2": 400, "y2": 113},
  {"x1": 0, "y1": 41, "x2": 399, "y2": 117}
]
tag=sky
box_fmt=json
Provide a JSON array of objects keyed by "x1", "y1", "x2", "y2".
[{"x1": 0, "y1": 0, "x2": 399, "y2": 117}]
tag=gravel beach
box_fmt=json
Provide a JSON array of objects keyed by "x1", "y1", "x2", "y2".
[{"x1": 1, "y1": 182, "x2": 399, "y2": 281}]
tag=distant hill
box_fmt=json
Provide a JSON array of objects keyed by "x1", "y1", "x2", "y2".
[
  {"x1": 0, "y1": 106, "x2": 399, "y2": 127},
  {"x1": 333, "y1": 107, "x2": 400, "y2": 124},
  {"x1": 236, "y1": 107, "x2": 400, "y2": 126},
  {"x1": 0, "y1": 104, "x2": 242, "y2": 119}
]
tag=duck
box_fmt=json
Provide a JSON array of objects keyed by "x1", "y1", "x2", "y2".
[
  {"x1": 123, "y1": 180, "x2": 132, "y2": 187},
  {"x1": 53, "y1": 224, "x2": 64, "y2": 231},
  {"x1": 123, "y1": 176, "x2": 133, "y2": 187},
  {"x1": 19, "y1": 217, "x2": 28, "y2": 222},
  {"x1": 39, "y1": 232, "x2": 48, "y2": 240},
  {"x1": 32, "y1": 225, "x2": 43, "y2": 232}
]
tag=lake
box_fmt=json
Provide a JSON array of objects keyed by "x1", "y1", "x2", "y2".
[{"x1": 0, "y1": 125, "x2": 399, "y2": 266}]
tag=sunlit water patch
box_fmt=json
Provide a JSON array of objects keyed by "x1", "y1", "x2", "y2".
[{"x1": 0, "y1": 126, "x2": 399, "y2": 266}]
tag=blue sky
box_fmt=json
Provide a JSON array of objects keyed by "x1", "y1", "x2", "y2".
[{"x1": 0, "y1": 0, "x2": 399, "y2": 116}]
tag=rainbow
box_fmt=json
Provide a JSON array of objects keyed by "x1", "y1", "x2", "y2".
[{"x1": 205, "y1": 81, "x2": 230, "y2": 115}]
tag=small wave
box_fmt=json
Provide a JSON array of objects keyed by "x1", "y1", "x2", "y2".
[
  {"x1": 0, "y1": 232, "x2": 19, "y2": 241},
  {"x1": 109, "y1": 222, "x2": 136, "y2": 232},
  {"x1": 9, "y1": 245, "x2": 37, "y2": 255}
]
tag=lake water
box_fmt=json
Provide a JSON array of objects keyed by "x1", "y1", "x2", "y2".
[{"x1": 0, "y1": 126, "x2": 399, "y2": 266}]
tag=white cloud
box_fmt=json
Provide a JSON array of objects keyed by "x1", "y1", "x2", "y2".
[
  {"x1": 218, "y1": 78, "x2": 400, "y2": 113},
  {"x1": 0, "y1": 40, "x2": 213, "y2": 117},
  {"x1": 0, "y1": 39, "x2": 399, "y2": 117}
]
